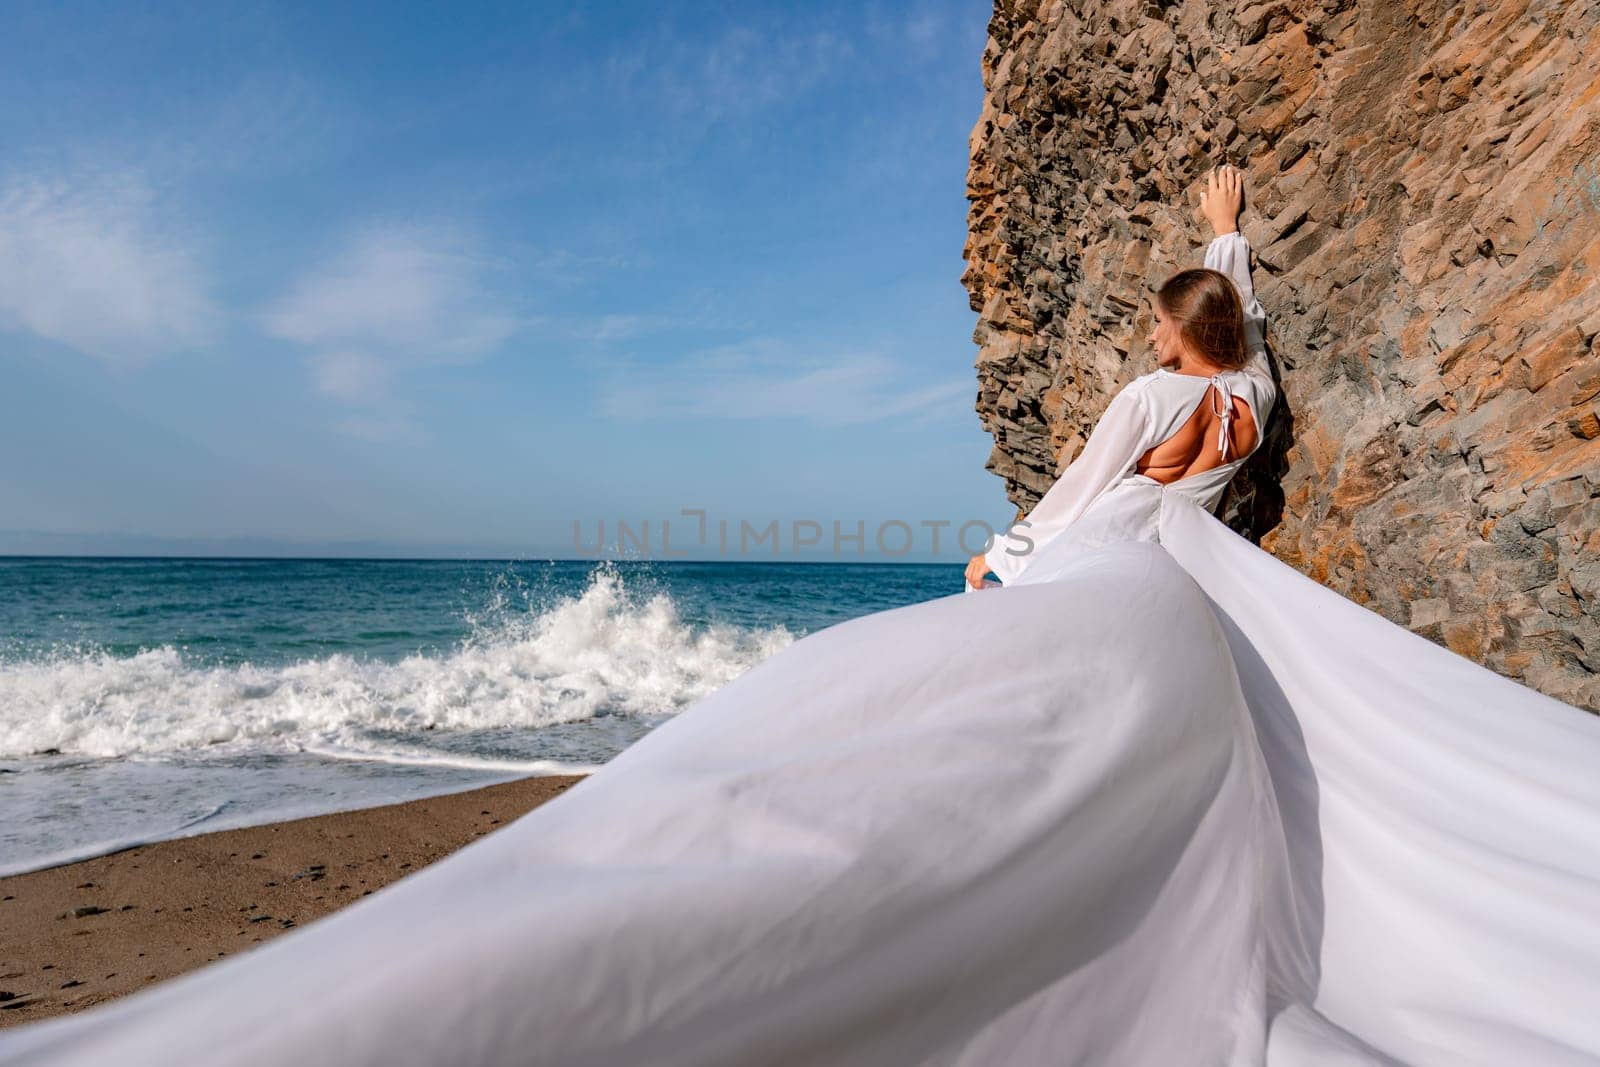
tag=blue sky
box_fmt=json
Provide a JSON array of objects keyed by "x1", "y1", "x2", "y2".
[{"x1": 0, "y1": 1, "x2": 1003, "y2": 561}]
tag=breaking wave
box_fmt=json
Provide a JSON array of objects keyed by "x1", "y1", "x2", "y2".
[{"x1": 0, "y1": 564, "x2": 794, "y2": 760}]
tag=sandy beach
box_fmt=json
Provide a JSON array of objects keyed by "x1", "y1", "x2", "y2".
[{"x1": 0, "y1": 774, "x2": 587, "y2": 1029}]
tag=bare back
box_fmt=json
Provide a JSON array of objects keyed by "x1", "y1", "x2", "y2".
[{"x1": 1135, "y1": 384, "x2": 1258, "y2": 484}]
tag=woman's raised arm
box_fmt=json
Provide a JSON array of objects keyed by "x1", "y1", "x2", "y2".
[
  {"x1": 1199, "y1": 165, "x2": 1267, "y2": 368},
  {"x1": 1204, "y1": 232, "x2": 1267, "y2": 365}
]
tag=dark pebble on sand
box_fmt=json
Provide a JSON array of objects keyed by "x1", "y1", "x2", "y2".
[
  {"x1": 73, "y1": 906, "x2": 107, "y2": 918},
  {"x1": 59, "y1": 981, "x2": 81, "y2": 989},
  {"x1": 0, "y1": 992, "x2": 14, "y2": 1002}
]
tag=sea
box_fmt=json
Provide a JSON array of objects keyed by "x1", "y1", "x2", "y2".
[{"x1": 0, "y1": 557, "x2": 963, "y2": 876}]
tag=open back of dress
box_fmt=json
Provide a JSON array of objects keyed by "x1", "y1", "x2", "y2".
[{"x1": 1137, "y1": 374, "x2": 1259, "y2": 483}]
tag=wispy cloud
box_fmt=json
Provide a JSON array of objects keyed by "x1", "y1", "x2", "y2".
[
  {"x1": 605, "y1": 21, "x2": 851, "y2": 123},
  {"x1": 0, "y1": 172, "x2": 217, "y2": 364},
  {"x1": 265, "y1": 225, "x2": 517, "y2": 363},
  {"x1": 163, "y1": 68, "x2": 346, "y2": 179},
  {"x1": 538, "y1": 304, "x2": 752, "y2": 346},
  {"x1": 264, "y1": 224, "x2": 521, "y2": 434},
  {"x1": 597, "y1": 338, "x2": 968, "y2": 425},
  {"x1": 566, "y1": 313, "x2": 671, "y2": 345}
]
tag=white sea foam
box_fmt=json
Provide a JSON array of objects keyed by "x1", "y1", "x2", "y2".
[{"x1": 0, "y1": 566, "x2": 794, "y2": 760}]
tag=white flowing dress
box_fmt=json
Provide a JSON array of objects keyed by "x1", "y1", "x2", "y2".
[{"x1": 4, "y1": 237, "x2": 1599, "y2": 1067}]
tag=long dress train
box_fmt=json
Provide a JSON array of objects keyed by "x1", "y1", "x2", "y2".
[{"x1": 4, "y1": 234, "x2": 1598, "y2": 1065}]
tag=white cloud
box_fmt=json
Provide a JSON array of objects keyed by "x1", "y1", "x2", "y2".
[
  {"x1": 0, "y1": 173, "x2": 217, "y2": 364},
  {"x1": 264, "y1": 225, "x2": 519, "y2": 419},
  {"x1": 266, "y1": 225, "x2": 516, "y2": 361},
  {"x1": 598, "y1": 338, "x2": 969, "y2": 425}
]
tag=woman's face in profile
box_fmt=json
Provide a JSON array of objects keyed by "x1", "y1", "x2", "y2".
[{"x1": 1147, "y1": 302, "x2": 1184, "y2": 369}]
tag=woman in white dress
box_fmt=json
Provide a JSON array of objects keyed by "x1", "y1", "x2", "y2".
[
  {"x1": 964, "y1": 164, "x2": 1277, "y2": 593},
  {"x1": 4, "y1": 170, "x2": 1599, "y2": 1066}
]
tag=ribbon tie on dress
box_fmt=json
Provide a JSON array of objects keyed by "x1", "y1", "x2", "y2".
[{"x1": 1210, "y1": 373, "x2": 1234, "y2": 463}]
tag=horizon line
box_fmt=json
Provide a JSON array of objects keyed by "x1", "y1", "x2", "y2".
[{"x1": 0, "y1": 553, "x2": 963, "y2": 566}]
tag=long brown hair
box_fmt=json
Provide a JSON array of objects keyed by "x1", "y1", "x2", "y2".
[{"x1": 1155, "y1": 268, "x2": 1248, "y2": 370}]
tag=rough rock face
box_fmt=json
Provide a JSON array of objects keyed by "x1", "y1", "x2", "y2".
[{"x1": 963, "y1": 0, "x2": 1600, "y2": 709}]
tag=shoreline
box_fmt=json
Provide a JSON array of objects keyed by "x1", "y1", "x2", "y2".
[{"x1": 0, "y1": 774, "x2": 587, "y2": 1030}]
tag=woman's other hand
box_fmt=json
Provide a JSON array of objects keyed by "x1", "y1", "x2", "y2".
[
  {"x1": 965, "y1": 553, "x2": 993, "y2": 590},
  {"x1": 1201, "y1": 164, "x2": 1242, "y2": 237}
]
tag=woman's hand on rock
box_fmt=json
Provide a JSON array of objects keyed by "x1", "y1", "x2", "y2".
[{"x1": 1201, "y1": 164, "x2": 1243, "y2": 237}]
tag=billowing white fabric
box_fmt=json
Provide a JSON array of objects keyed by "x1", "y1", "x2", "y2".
[
  {"x1": 5, "y1": 226, "x2": 1600, "y2": 1063},
  {"x1": 4, "y1": 494, "x2": 1598, "y2": 1066},
  {"x1": 1160, "y1": 495, "x2": 1600, "y2": 1066},
  {"x1": 0, "y1": 539, "x2": 1276, "y2": 1066}
]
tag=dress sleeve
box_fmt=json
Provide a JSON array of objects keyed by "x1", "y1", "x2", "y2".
[
  {"x1": 1204, "y1": 231, "x2": 1277, "y2": 424},
  {"x1": 979, "y1": 382, "x2": 1153, "y2": 587},
  {"x1": 1203, "y1": 232, "x2": 1266, "y2": 361}
]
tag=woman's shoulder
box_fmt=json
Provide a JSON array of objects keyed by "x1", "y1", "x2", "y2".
[
  {"x1": 1122, "y1": 369, "x2": 1176, "y2": 393},
  {"x1": 1109, "y1": 372, "x2": 1169, "y2": 411},
  {"x1": 1111, "y1": 371, "x2": 1200, "y2": 423},
  {"x1": 1133, "y1": 368, "x2": 1207, "y2": 397}
]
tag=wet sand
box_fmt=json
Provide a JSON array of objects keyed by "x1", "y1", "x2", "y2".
[{"x1": 0, "y1": 774, "x2": 587, "y2": 1029}]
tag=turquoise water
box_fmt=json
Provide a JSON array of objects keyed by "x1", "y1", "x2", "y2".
[{"x1": 0, "y1": 557, "x2": 963, "y2": 874}]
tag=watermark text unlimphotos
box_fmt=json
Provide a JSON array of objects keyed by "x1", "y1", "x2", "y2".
[{"x1": 571, "y1": 509, "x2": 1038, "y2": 560}]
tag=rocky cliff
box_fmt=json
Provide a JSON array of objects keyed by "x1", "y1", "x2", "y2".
[{"x1": 964, "y1": 0, "x2": 1600, "y2": 709}]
